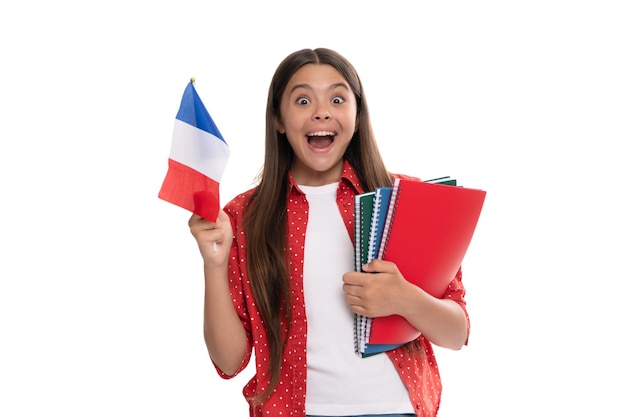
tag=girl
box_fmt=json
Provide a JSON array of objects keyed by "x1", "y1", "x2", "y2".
[{"x1": 188, "y1": 48, "x2": 469, "y2": 417}]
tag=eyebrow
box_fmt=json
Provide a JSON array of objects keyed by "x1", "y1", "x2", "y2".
[{"x1": 288, "y1": 82, "x2": 350, "y2": 95}]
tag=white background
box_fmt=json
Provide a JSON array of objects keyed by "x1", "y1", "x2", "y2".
[{"x1": 1, "y1": 1, "x2": 625, "y2": 416}]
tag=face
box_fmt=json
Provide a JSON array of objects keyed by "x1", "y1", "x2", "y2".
[{"x1": 276, "y1": 64, "x2": 358, "y2": 186}]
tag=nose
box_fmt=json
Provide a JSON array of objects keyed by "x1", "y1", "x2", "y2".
[{"x1": 313, "y1": 105, "x2": 331, "y2": 120}]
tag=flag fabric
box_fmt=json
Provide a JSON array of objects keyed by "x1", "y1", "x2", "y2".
[{"x1": 158, "y1": 80, "x2": 230, "y2": 222}]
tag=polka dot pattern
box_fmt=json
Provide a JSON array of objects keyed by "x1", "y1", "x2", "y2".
[{"x1": 214, "y1": 161, "x2": 469, "y2": 417}]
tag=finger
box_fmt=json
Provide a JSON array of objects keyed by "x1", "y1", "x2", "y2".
[
  {"x1": 345, "y1": 293, "x2": 365, "y2": 310},
  {"x1": 188, "y1": 213, "x2": 212, "y2": 229},
  {"x1": 343, "y1": 272, "x2": 367, "y2": 288},
  {"x1": 188, "y1": 213, "x2": 199, "y2": 227},
  {"x1": 342, "y1": 272, "x2": 357, "y2": 285},
  {"x1": 362, "y1": 259, "x2": 397, "y2": 274}
]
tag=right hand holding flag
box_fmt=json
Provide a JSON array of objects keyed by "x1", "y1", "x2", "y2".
[{"x1": 188, "y1": 210, "x2": 233, "y2": 266}]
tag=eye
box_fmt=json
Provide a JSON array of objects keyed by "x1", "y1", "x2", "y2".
[
  {"x1": 296, "y1": 97, "x2": 310, "y2": 105},
  {"x1": 332, "y1": 96, "x2": 345, "y2": 104}
]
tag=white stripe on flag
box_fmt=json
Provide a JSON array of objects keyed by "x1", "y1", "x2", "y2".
[{"x1": 169, "y1": 119, "x2": 230, "y2": 182}]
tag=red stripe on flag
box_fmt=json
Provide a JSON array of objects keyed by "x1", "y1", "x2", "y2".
[{"x1": 158, "y1": 159, "x2": 221, "y2": 222}]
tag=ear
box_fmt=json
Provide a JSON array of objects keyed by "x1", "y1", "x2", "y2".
[{"x1": 274, "y1": 116, "x2": 286, "y2": 134}]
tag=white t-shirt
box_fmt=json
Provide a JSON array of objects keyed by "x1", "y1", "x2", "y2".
[{"x1": 300, "y1": 182, "x2": 414, "y2": 416}]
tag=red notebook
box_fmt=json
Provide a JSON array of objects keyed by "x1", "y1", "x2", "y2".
[{"x1": 363, "y1": 177, "x2": 486, "y2": 349}]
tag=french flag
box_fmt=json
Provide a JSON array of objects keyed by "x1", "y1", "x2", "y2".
[{"x1": 158, "y1": 80, "x2": 230, "y2": 222}]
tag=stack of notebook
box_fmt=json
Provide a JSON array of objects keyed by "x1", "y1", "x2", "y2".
[{"x1": 353, "y1": 176, "x2": 486, "y2": 357}]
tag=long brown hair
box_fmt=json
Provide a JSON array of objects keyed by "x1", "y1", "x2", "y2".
[{"x1": 242, "y1": 48, "x2": 394, "y2": 403}]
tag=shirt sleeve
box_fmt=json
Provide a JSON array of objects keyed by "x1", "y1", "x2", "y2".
[{"x1": 212, "y1": 194, "x2": 254, "y2": 379}]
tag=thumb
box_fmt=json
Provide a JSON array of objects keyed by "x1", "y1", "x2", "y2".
[
  {"x1": 362, "y1": 259, "x2": 394, "y2": 274},
  {"x1": 361, "y1": 261, "x2": 379, "y2": 273}
]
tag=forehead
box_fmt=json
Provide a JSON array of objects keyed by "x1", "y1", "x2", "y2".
[{"x1": 286, "y1": 63, "x2": 350, "y2": 92}]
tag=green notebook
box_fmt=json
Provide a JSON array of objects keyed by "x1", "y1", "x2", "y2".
[{"x1": 354, "y1": 191, "x2": 375, "y2": 272}]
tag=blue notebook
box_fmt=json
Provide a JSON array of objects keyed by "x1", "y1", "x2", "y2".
[{"x1": 367, "y1": 187, "x2": 392, "y2": 263}]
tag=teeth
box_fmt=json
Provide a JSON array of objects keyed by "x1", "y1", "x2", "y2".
[{"x1": 308, "y1": 131, "x2": 334, "y2": 137}]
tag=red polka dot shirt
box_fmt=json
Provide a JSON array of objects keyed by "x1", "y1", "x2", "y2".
[{"x1": 217, "y1": 160, "x2": 469, "y2": 417}]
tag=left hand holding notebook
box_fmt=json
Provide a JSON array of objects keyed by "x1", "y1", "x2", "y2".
[{"x1": 343, "y1": 259, "x2": 414, "y2": 318}]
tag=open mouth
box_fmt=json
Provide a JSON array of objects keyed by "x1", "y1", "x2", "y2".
[{"x1": 307, "y1": 131, "x2": 335, "y2": 149}]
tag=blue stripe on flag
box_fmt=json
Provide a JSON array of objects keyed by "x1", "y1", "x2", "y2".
[{"x1": 176, "y1": 82, "x2": 226, "y2": 144}]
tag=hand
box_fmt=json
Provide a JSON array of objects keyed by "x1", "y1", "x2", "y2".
[
  {"x1": 342, "y1": 259, "x2": 415, "y2": 318},
  {"x1": 188, "y1": 210, "x2": 233, "y2": 266}
]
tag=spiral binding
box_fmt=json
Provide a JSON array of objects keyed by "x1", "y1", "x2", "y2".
[
  {"x1": 354, "y1": 196, "x2": 362, "y2": 271},
  {"x1": 366, "y1": 190, "x2": 383, "y2": 262},
  {"x1": 378, "y1": 177, "x2": 402, "y2": 259},
  {"x1": 359, "y1": 203, "x2": 368, "y2": 268}
]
